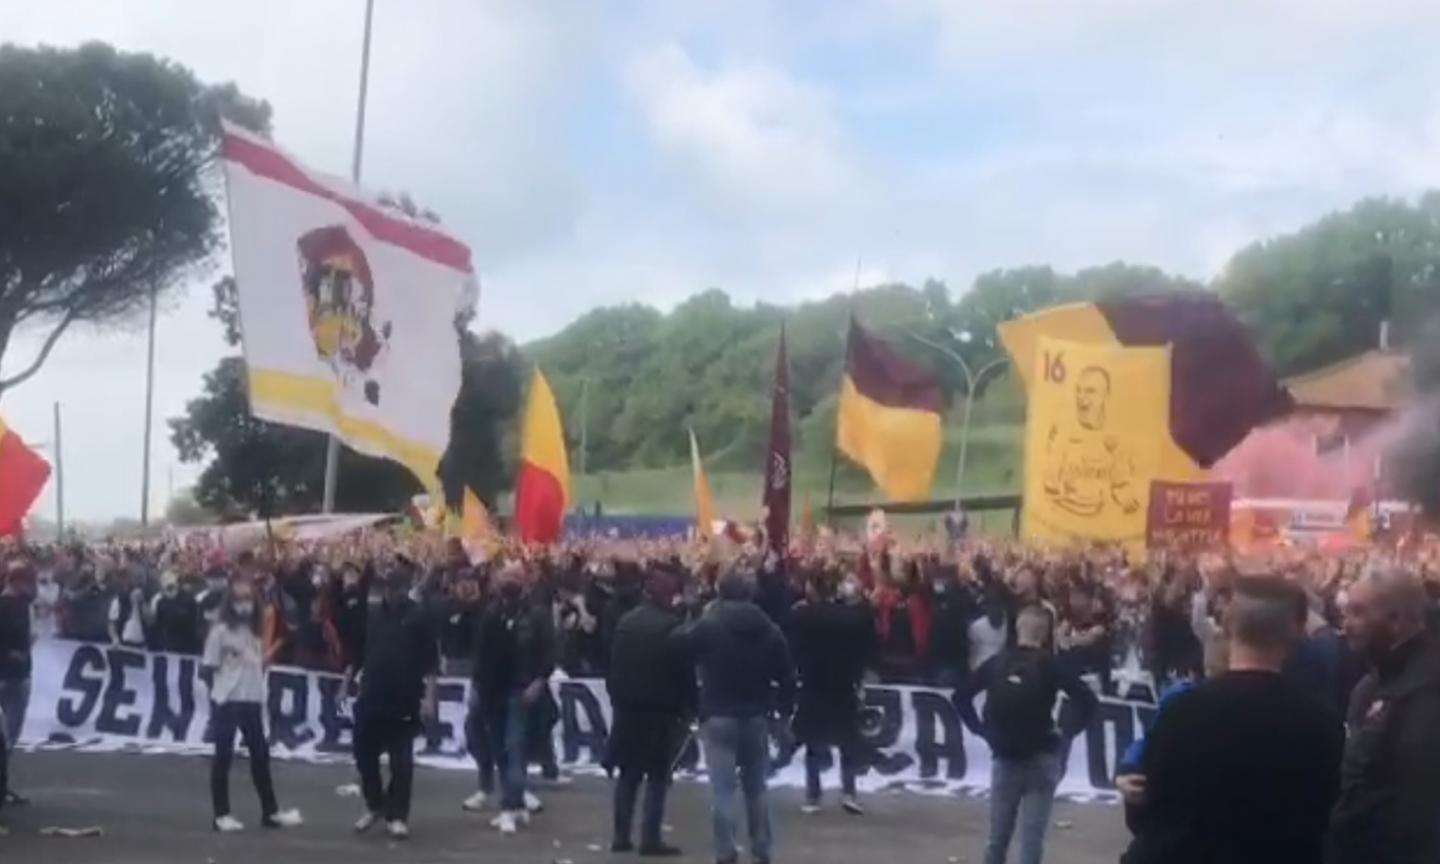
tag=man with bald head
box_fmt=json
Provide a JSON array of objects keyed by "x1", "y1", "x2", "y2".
[{"x1": 1329, "y1": 567, "x2": 1440, "y2": 864}]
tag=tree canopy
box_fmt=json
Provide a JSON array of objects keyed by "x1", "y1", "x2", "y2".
[
  {"x1": 1217, "y1": 194, "x2": 1440, "y2": 375},
  {"x1": 528, "y1": 262, "x2": 1197, "y2": 476},
  {"x1": 0, "y1": 42, "x2": 269, "y2": 398}
]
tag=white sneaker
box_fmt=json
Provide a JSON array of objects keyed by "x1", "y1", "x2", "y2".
[
  {"x1": 264, "y1": 809, "x2": 304, "y2": 828},
  {"x1": 354, "y1": 811, "x2": 380, "y2": 834},
  {"x1": 801, "y1": 802, "x2": 821, "y2": 815},
  {"x1": 493, "y1": 810, "x2": 519, "y2": 835},
  {"x1": 841, "y1": 796, "x2": 865, "y2": 816},
  {"x1": 523, "y1": 791, "x2": 543, "y2": 813},
  {"x1": 461, "y1": 790, "x2": 489, "y2": 812},
  {"x1": 386, "y1": 820, "x2": 410, "y2": 840},
  {"x1": 214, "y1": 814, "x2": 245, "y2": 833}
]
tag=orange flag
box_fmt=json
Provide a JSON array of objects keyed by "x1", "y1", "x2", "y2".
[{"x1": 689, "y1": 428, "x2": 717, "y2": 538}]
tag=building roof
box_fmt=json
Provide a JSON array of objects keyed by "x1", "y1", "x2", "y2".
[{"x1": 1282, "y1": 349, "x2": 1410, "y2": 413}]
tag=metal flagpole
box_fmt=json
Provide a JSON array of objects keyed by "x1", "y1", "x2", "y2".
[
  {"x1": 140, "y1": 286, "x2": 158, "y2": 527},
  {"x1": 323, "y1": 0, "x2": 377, "y2": 514}
]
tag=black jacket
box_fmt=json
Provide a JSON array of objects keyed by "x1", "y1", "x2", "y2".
[
  {"x1": 955, "y1": 645, "x2": 1098, "y2": 760},
  {"x1": 1329, "y1": 630, "x2": 1440, "y2": 864},
  {"x1": 607, "y1": 602, "x2": 695, "y2": 717},
  {"x1": 473, "y1": 596, "x2": 556, "y2": 702},
  {"x1": 677, "y1": 599, "x2": 795, "y2": 720},
  {"x1": 0, "y1": 593, "x2": 32, "y2": 681},
  {"x1": 788, "y1": 599, "x2": 873, "y2": 741}
]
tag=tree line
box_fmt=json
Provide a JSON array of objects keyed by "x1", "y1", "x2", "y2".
[{"x1": 3, "y1": 42, "x2": 1439, "y2": 521}]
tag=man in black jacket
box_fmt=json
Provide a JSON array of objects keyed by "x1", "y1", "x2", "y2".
[
  {"x1": 675, "y1": 567, "x2": 794, "y2": 864},
  {"x1": 955, "y1": 604, "x2": 1098, "y2": 864},
  {"x1": 350, "y1": 563, "x2": 439, "y2": 840},
  {"x1": 788, "y1": 568, "x2": 874, "y2": 815},
  {"x1": 606, "y1": 570, "x2": 695, "y2": 856},
  {"x1": 473, "y1": 563, "x2": 556, "y2": 835},
  {"x1": 1329, "y1": 568, "x2": 1440, "y2": 864},
  {"x1": 1122, "y1": 576, "x2": 1342, "y2": 864}
]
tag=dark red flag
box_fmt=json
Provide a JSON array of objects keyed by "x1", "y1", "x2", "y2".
[{"x1": 763, "y1": 326, "x2": 791, "y2": 557}]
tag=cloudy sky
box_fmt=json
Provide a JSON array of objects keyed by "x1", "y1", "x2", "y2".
[{"x1": 4, "y1": 0, "x2": 1440, "y2": 523}]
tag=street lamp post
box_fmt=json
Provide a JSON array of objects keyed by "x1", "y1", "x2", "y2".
[{"x1": 907, "y1": 331, "x2": 1008, "y2": 504}]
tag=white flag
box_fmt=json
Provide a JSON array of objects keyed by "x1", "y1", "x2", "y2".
[{"x1": 220, "y1": 123, "x2": 474, "y2": 490}]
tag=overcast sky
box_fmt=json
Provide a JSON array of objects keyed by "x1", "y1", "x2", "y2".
[{"x1": 3, "y1": 0, "x2": 1440, "y2": 523}]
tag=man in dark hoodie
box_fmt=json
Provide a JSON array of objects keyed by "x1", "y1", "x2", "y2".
[
  {"x1": 1329, "y1": 568, "x2": 1440, "y2": 864},
  {"x1": 606, "y1": 569, "x2": 695, "y2": 856},
  {"x1": 675, "y1": 566, "x2": 794, "y2": 864}
]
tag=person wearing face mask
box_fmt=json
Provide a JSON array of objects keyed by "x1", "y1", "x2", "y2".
[
  {"x1": 150, "y1": 571, "x2": 202, "y2": 655},
  {"x1": 202, "y1": 579, "x2": 303, "y2": 833},
  {"x1": 333, "y1": 561, "x2": 370, "y2": 673},
  {"x1": 787, "y1": 567, "x2": 875, "y2": 816},
  {"x1": 928, "y1": 559, "x2": 978, "y2": 689},
  {"x1": 350, "y1": 562, "x2": 438, "y2": 840},
  {"x1": 472, "y1": 562, "x2": 556, "y2": 835}
]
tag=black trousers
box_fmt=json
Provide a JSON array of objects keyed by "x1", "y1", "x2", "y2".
[
  {"x1": 610, "y1": 710, "x2": 681, "y2": 848},
  {"x1": 353, "y1": 709, "x2": 417, "y2": 822},
  {"x1": 803, "y1": 739, "x2": 861, "y2": 801},
  {"x1": 211, "y1": 702, "x2": 278, "y2": 819}
]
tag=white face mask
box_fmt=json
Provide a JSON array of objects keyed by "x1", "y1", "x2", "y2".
[{"x1": 232, "y1": 601, "x2": 255, "y2": 617}]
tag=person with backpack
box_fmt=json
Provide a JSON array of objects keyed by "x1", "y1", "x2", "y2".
[{"x1": 953, "y1": 604, "x2": 1098, "y2": 864}]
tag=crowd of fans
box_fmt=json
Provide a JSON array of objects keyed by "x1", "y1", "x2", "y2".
[{"x1": 3, "y1": 524, "x2": 1437, "y2": 705}]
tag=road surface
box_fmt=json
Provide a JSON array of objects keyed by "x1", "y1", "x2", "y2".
[{"x1": 1, "y1": 751, "x2": 1128, "y2": 863}]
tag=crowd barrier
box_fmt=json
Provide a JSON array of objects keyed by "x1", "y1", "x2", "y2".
[{"x1": 19, "y1": 640, "x2": 1157, "y2": 800}]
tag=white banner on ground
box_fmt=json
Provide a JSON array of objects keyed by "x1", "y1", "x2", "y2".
[{"x1": 20, "y1": 640, "x2": 1156, "y2": 800}]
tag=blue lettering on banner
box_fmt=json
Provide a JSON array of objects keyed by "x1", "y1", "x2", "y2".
[{"x1": 24, "y1": 640, "x2": 1154, "y2": 799}]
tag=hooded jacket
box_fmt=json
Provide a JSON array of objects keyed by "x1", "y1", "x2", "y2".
[{"x1": 677, "y1": 598, "x2": 795, "y2": 720}]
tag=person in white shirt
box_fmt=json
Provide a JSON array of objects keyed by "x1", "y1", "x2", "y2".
[{"x1": 202, "y1": 579, "x2": 302, "y2": 833}]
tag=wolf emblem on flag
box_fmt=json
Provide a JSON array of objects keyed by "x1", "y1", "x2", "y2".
[
  {"x1": 297, "y1": 225, "x2": 392, "y2": 406},
  {"x1": 221, "y1": 122, "x2": 473, "y2": 491}
]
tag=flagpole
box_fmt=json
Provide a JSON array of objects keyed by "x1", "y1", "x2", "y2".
[
  {"x1": 323, "y1": 0, "x2": 377, "y2": 514},
  {"x1": 140, "y1": 285, "x2": 157, "y2": 527}
]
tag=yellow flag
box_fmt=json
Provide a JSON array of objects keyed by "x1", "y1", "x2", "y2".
[
  {"x1": 689, "y1": 428, "x2": 717, "y2": 538},
  {"x1": 1022, "y1": 337, "x2": 1171, "y2": 548}
]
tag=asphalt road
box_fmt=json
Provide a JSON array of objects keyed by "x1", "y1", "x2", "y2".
[{"x1": 1, "y1": 751, "x2": 1128, "y2": 863}]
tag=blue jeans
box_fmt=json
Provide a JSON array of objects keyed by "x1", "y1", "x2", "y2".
[
  {"x1": 487, "y1": 691, "x2": 530, "y2": 811},
  {"x1": 986, "y1": 751, "x2": 1062, "y2": 864},
  {"x1": 703, "y1": 716, "x2": 772, "y2": 863}
]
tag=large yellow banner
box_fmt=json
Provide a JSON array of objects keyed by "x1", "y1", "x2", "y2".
[{"x1": 1022, "y1": 337, "x2": 1173, "y2": 547}]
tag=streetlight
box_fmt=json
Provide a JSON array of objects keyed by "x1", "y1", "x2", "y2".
[{"x1": 907, "y1": 330, "x2": 1008, "y2": 504}]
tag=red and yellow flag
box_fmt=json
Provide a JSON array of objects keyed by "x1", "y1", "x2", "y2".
[
  {"x1": 689, "y1": 428, "x2": 717, "y2": 538},
  {"x1": 835, "y1": 318, "x2": 945, "y2": 502},
  {"x1": 0, "y1": 416, "x2": 51, "y2": 537},
  {"x1": 514, "y1": 369, "x2": 570, "y2": 544}
]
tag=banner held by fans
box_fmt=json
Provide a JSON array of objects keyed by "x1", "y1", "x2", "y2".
[
  {"x1": 220, "y1": 122, "x2": 475, "y2": 490},
  {"x1": 1146, "y1": 481, "x2": 1232, "y2": 549},
  {"x1": 1022, "y1": 337, "x2": 1172, "y2": 548},
  {"x1": 22, "y1": 639, "x2": 1158, "y2": 802}
]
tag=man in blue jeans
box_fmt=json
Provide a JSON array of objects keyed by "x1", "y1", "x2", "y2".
[
  {"x1": 472, "y1": 564, "x2": 556, "y2": 835},
  {"x1": 954, "y1": 605, "x2": 1097, "y2": 864},
  {"x1": 675, "y1": 567, "x2": 795, "y2": 864}
]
